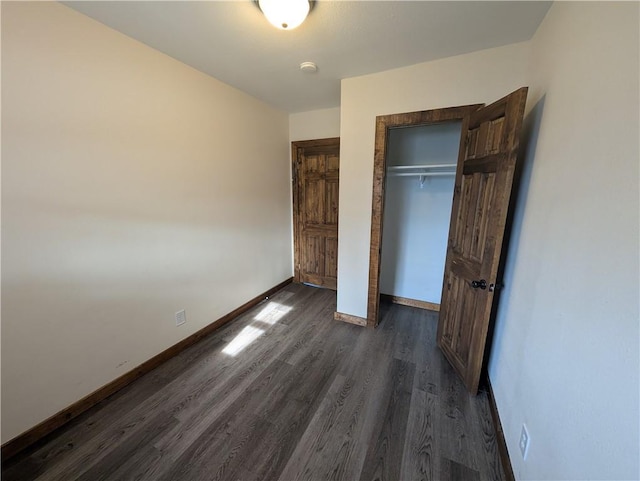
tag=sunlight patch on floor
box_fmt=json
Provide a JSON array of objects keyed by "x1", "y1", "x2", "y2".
[
  {"x1": 222, "y1": 325, "x2": 265, "y2": 356},
  {"x1": 222, "y1": 301, "x2": 293, "y2": 356},
  {"x1": 254, "y1": 301, "x2": 292, "y2": 325}
]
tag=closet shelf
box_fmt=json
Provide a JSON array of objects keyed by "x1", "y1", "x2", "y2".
[
  {"x1": 387, "y1": 163, "x2": 456, "y2": 186},
  {"x1": 387, "y1": 163, "x2": 456, "y2": 171},
  {"x1": 390, "y1": 171, "x2": 453, "y2": 177}
]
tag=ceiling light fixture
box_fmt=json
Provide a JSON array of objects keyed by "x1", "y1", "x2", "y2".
[{"x1": 257, "y1": 0, "x2": 312, "y2": 30}]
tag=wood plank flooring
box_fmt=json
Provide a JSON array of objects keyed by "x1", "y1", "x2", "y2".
[{"x1": 2, "y1": 284, "x2": 505, "y2": 481}]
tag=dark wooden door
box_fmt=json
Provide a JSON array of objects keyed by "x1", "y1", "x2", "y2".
[
  {"x1": 292, "y1": 138, "x2": 340, "y2": 289},
  {"x1": 437, "y1": 88, "x2": 528, "y2": 394}
]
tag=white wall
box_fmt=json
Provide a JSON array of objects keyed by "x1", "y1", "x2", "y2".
[
  {"x1": 289, "y1": 107, "x2": 340, "y2": 142},
  {"x1": 1, "y1": 2, "x2": 291, "y2": 443},
  {"x1": 488, "y1": 3, "x2": 639, "y2": 480},
  {"x1": 380, "y1": 123, "x2": 460, "y2": 304},
  {"x1": 337, "y1": 42, "x2": 529, "y2": 317}
]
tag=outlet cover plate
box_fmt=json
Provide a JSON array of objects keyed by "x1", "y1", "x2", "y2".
[{"x1": 175, "y1": 309, "x2": 186, "y2": 326}]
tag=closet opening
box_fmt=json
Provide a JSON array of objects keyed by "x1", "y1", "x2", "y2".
[
  {"x1": 380, "y1": 121, "x2": 461, "y2": 312},
  {"x1": 367, "y1": 105, "x2": 481, "y2": 327},
  {"x1": 366, "y1": 89, "x2": 529, "y2": 394}
]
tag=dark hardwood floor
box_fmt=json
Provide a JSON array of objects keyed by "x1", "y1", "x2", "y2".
[{"x1": 2, "y1": 284, "x2": 505, "y2": 481}]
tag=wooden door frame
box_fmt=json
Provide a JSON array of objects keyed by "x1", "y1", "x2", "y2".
[
  {"x1": 291, "y1": 137, "x2": 340, "y2": 284},
  {"x1": 366, "y1": 105, "x2": 482, "y2": 327}
]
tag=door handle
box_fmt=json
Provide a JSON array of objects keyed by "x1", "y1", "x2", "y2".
[{"x1": 471, "y1": 279, "x2": 487, "y2": 290}]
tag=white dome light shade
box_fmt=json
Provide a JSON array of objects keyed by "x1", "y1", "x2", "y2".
[{"x1": 258, "y1": 0, "x2": 310, "y2": 30}]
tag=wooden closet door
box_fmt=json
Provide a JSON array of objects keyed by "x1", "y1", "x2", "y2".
[
  {"x1": 437, "y1": 87, "x2": 528, "y2": 394},
  {"x1": 292, "y1": 138, "x2": 340, "y2": 289}
]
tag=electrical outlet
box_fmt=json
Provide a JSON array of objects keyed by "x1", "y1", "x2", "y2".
[
  {"x1": 175, "y1": 309, "x2": 186, "y2": 326},
  {"x1": 519, "y1": 424, "x2": 530, "y2": 460}
]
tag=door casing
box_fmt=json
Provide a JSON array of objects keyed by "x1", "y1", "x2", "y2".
[
  {"x1": 365, "y1": 89, "x2": 528, "y2": 395},
  {"x1": 367, "y1": 105, "x2": 482, "y2": 328}
]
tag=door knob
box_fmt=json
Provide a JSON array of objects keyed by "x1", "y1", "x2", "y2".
[{"x1": 471, "y1": 279, "x2": 487, "y2": 290}]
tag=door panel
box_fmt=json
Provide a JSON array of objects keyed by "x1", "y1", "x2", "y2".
[
  {"x1": 303, "y1": 235, "x2": 322, "y2": 276},
  {"x1": 304, "y1": 178, "x2": 324, "y2": 225},
  {"x1": 437, "y1": 87, "x2": 528, "y2": 394},
  {"x1": 324, "y1": 237, "x2": 338, "y2": 280},
  {"x1": 292, "y1": 138, "x2": 340, "y2": 290},
  {"x1": 326, "y1": 153, "x2": 340, "y2": 173},
  {"x1": 325, "y1": 179, "x2": 339, "y2": 225}
]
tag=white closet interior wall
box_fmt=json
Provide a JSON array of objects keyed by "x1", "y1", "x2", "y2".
[{"x1": 380, "y1": 122, "x2": 462, "y2": 304}]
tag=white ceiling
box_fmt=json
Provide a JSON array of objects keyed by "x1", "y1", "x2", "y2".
[{"x1": 64, "y1": 1, "x2": 551, "y2": 113}]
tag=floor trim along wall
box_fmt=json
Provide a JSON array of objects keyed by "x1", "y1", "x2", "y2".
[
  {"x1": 379, "y1": 294, "x2": 440, "y2": 312},
  {"x1": 487, "y1": 380, "x2": 516, "y2": 481},
  {"x1": 333, "y1": 311, "x2": 368, "y2": 327},
  {"x1": 1, "y1": 277, "x2": 293, "y2": 462}
]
